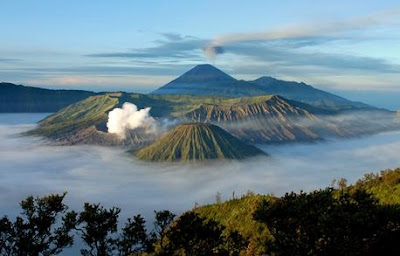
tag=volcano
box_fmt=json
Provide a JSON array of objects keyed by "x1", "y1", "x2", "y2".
[
  {"x1": 151, "y1": 64, "x2": 265, "y2": 96},
  {"x1": 134, "y1": 123, "x2": 266, "y2": 162}
]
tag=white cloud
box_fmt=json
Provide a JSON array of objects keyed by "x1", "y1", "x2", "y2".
[{"x1": 204, "y1": 8, "x2": 400, "y2": 59}]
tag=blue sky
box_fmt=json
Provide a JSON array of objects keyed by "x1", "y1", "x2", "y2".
[{"x1": 1, "y1": 0, "x2": 400, "y2": 98}]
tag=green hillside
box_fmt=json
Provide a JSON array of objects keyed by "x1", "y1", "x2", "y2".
[
  {"x1": 135, "y1": 123, "x2": 266, "y2": 162},
  {"x1": 26, "y1": 93, "x2": 173, "y2": 145},
  {"x1": 350, "y1": 167, "x2": 400, "y2": 204},
  {"x1": 189, "y1": 167, "x2": 400, "y2": 255},
  {"x1": 27, "y1": 94, "x2": 118, "y2": 139}
]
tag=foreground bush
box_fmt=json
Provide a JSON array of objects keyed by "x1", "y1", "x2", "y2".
[{"x1": 254, "y1": 188, "x2": 400, "y2": 256}]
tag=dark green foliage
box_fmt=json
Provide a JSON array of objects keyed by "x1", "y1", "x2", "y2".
[
  {"x1": 159, "y1": 212, "x2": 247, "y2": 256},
  {"x1": 0, "y1": 193, "x2": 76, "y2": 256},
  {"x1": 135, "y1": 123, "x2": 266, "y2": 162},
  {"x1": 72, "y1": 203, "x2": 121, "y2": 256},
  {"x1": 194, "y1": 195, "x2": 272, "y2": 255},
  {"x1": 253, "y1": 188, "x2": 400, "y2": 256},
  {"x1": 118, "y1": 214, "x2": 150, "y2": 255},
  {"x1": 351, "y1": 167, "x2": 400, "y2": 204},
  {"x1": 225, "y1": 231, "x2": 249, "y2": 256},
  {"x1": 0, "y1": 217, "x2": 13, "y2": 255},
  {"x1": 1, "y1": 194, "x2": 171, "y2": 255},
  {"x1": 153, "y1": 210, "x2": 176, "y2": 250}
]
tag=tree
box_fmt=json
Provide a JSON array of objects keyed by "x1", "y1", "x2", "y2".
[
  {"x1": 225, "y1": 230, "x2": 248, "y2": 256},
  {"x1": 0, "y1": 216, "x2": 14, "y2": 255},
  {"x1": 159, "y1": 212, "x2": 247, "y2": 256},
  {"x1": 160, "y1": 212, "x2": 224, "y2": 255},
  {"x1": 73, "y1": 203, "x2": 121, "y2": 256},
  {"x1": 0, "y1": 193, "x2": 75, "y2": 256},
  {"x1": 118, "y1": 214, "x2": 149, "y2": 255},
  {"x1": 153, "y1": 210, "x2": 175, "y2": 250}
]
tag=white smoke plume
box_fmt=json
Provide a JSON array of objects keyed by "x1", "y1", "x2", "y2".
[{"x1": 107, "y1": 102, "x2": 155, "y2": 139}]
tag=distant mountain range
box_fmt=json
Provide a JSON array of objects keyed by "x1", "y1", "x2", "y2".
[
  {"x1": 0, "y1": 82, "x2": 95, "y2": 112},
  {"x1": 152, "y1": 64, "x2": 372, "y2": 111},
  {"x1": 1, "y1": 64, "x2": 375, "y2": 113}
]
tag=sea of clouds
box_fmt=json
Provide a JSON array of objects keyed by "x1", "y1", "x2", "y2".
[{"x1": 1, "y1": 113, "x2": 400, "y2": 221}]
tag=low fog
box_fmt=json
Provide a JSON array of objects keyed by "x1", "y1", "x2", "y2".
[{"x1": 2, "y1": 113, "x2": 400, "y2": 222}]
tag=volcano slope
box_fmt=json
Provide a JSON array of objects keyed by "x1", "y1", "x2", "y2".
[
  {"x1": 25, "y1": 93, "x2": 171, "y2": 146},
  {"x1": 182, "y1": 95, "x2": 326, "y2": 143},
  {"x1": 135, "y1": 123, "x2": 266, "y2": 162},
  {"x1": 27, "y1": 93, "x2": 328, "y2": 146}
]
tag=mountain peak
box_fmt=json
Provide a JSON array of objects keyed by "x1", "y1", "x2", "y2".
[
  {"x1": 175, "y1": 64, "x2": 235, "y2": 83},
  {"x1": 254, "y1": 76, "x2": 278, "y2": 83},
  {"x1": 151, "y1": 64, "x2": 238, "y2": 95}
]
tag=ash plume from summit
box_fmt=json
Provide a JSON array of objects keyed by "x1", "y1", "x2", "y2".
[{"x1": 203, "y1": 9, "x2": 400, "y2": 60}]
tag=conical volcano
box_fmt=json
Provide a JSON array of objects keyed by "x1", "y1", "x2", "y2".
[
  {"x1": 135, "y1": 123, "x2": 266, "y2": 162},
  {"x1": 151, "y1": 64, "x2": 265, "y2": 96},
  {"x1": 170, "y1": 64, "x2": 235, "y2": 83}
]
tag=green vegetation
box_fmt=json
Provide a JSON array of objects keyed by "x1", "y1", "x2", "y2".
[
  {"x1": 27, "y1": 95, "x2": 118, "y2": 138},
  {"x1": 0, "y1": 193, "x2": 75, "y2": 255},
  {"x1": 254, "y1": 188, "x2": 400, "y2": 256},
  {"x1": 2, "y1": 168, "x2": 400, "y2": 255},
  {"x1": 350, "y1": 167, "x2": 400, "y2": 204},
  {"x1": 194, "y1": 194, "x2": 273, "y2": 255},
  {"x1": 135, "y1": 123, "x2": 266, "y2": 162},
  {"x1": 0, "y1": 194, "x2": 245, "y2": 256},
  {"x1": 193, "y1": 168, "x2": 400, "y2": 255}
]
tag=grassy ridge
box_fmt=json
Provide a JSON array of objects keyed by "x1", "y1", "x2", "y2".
[
  {"x1": 194, "y1": 194, "x2": 273, "y2": 254},
  {"x1": 27, "y1": 95, "x2": 118, "y2": 138}
]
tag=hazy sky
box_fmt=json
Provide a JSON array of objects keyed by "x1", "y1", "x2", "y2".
[{"x1": 1, "y1": 1, "x2": 399, "y2": 93}]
